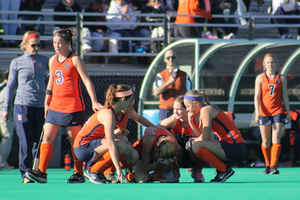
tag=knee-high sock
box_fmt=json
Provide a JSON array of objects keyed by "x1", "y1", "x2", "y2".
[
  {"x1": 90, "y1": 151, "x2": 126, "y2": 174},
  {"x1": 261, "y1": 143, "x2": 271, "y2": 166},
  {"x1": 39, "y1": 143, "x2": 53, "y2": 173},
  {"x1": 102, "y1": 153, "x2": 129, "y2": 175},
  {"x1": 194, "y1": 159, "x2": 207, "y2": 171},
  {"x1": 195, "y1": 147, "x2": 226, "y2": 172},
  {"x1": 271, "y1": 143, "x2": 281, "y2": 167},
  {"x1": 71, "y1": 147, "x2": 83, "y2": 175}
]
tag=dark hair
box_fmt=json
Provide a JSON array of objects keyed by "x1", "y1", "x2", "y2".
[
  {"x1": 174, "y1": 95, "x2": 185, "y2": 109},
  {"x1": 53, "y1": 29, "x2": 74, "y2": 52},
  {"x1": 104, "y1": 84, "x2": 133, "y2": 107}
]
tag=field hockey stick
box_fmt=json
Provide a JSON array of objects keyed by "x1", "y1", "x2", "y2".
[{"x1": 33, "y1": 125, "x2": 45, "y2": 170}]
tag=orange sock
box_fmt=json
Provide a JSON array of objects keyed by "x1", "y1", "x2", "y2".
[
  {"x1": 90, "y1": 151, "x2": 126, "y2": 174},
  {"x1": 39, "y1": 143, "x2": 53, "y2": 173},
  {"x1": 195, "y1": 147, "x2": 226, "y2": 172},
  {"x1": 194, "y1": 159, "x2": 206, "y2": 171},
  {"x1": 71, "y1": 147, "x2": 83, "y2": 175},
  {"x1": 270, "y1": 143, "x2": 281, "y2": 167},
  {"x1": 126, "y1": 172, "x2": 135, "y2": 182},
  {"x1": 261, "y1": 144, "x2": 271, "y2": 166},
  {"x1": 103, "y1": 166, "x2": 115, "y2": 175}
]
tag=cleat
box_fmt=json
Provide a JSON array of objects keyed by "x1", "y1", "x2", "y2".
[
  {"x1": 26, "y1": 168, "x2": 47, "y2": 183},
  {"x1": 263, "y1": 166, "x2": 270, "y2": 174},
  {"x1": 104, "y1": 172, "x2": 119, "y2": 184},
  {"x1": 67, "y1": 172, "x2": 85, "y2": 183},
  {"x1": 191, "y1": 169, "x2": 205, "y2": 183},
  {"x1": 210, "y1": 166, "x2": 234, "y2": 183},
  {"x1": 22, "y1": 177, "x2": 34, "y2": 184},
  {"x1": 84, "y1": 169, "x2": 106, "y2": 184},
  {"x1": 269, "y1": 167, "x2": 279, "y2": 175}
]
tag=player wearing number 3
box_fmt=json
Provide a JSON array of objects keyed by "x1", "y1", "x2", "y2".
[
  {"x1": 254, "y1": 53, "x2": 290, "y2": 175},
  {"x1": 26, "y1": 29, "x2": 102, "y2": 184}
]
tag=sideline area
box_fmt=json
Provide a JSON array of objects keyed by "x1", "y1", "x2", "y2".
[{"x1": 1, "y1": 167, "x2": 300, "y2": 200}]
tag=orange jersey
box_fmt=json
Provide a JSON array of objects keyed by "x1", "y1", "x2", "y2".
[
  {"x1": 175, "y1": 0, "x2": 212, "y2": 24},
  {"x1": 171, "y1": 119, "x2": 193, "y2": 138},
  {"x1": 132, "y1": 129, "x2": 171, "y2": 156},
  {"x1": 49, "y1": 52, "x2": 85, "y2": 113},
  {"x1": 74, "y1": 107, "x2": 129, "y2": 148},
  {"x1": 211, "y1": 110, "x2": 244, "y2": 144},
  {"x1": 259, "y1": 72, "x2": 285, "y2": 117}
]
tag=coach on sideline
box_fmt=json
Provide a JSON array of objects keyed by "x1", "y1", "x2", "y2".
[{"x1": 153, "y1": 50, "x2": 192, "y2": 122}]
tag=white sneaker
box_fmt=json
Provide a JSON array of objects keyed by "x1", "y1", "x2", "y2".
[
  {"x1": 223, "y1": 33, "x2": 235, "y2": 39},
  {"x1": 82, "y1": 43, "x2": 92, "y2": 52}
]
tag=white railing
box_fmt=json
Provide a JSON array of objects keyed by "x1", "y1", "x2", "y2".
[{"x1": 1, "y1": 10, "x2": 300, "y2": 61}]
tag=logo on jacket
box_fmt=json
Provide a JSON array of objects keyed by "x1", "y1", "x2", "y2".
[{"x1": 38, "y1": 62, "x2": 43, "y2": 68}]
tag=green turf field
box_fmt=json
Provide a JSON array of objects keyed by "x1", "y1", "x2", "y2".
[{"x1": 1, "y1": 167, "x2": 300, "y2": 200}]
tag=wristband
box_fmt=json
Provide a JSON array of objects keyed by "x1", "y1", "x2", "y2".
[{"x1": 46, "y1": 90, "x2": 52, "y2": 95}]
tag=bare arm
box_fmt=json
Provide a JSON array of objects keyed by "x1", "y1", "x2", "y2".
[
  {"x1": 44, "y1": 56, "x2": 55, "y2": 119},
  {"x1": 73, "y1": 55, "x2": 102, "y2": 112},
  {"x1": 141, "y1": 134, "x2": 156, "y2": 173},
  {"x1": 153, "y1": 75, "x2": 175, "y2": 96},
  {"x1": 159, "y1": 115, "x2": 177, "y2": 130},
  {"x1": 281, "y1": 75, "x2": 290, "y2": 123},
  {"x1": 129, "y1": 109, "x2": 156, "y2": 127},
  {"x1": 99, "y1": 110, "x2": 128, "y2": 183},
  {"x1": 254, "y1": 74, "x2": 262, "y2": 123},
  {"x1": 197, "y1": 106, "x2": 216, "y2": 141}
]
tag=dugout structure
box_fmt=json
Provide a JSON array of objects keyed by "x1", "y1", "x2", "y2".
[{"x1": 138, "y1": 39, "x2": 300, "y2": 138}]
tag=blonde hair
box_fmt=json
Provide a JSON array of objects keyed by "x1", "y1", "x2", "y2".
[
  {"x1": 185, "y1": 89, "x2": 210, "y2": 105},
  {"x1": 20, "y1": 31, "x2": 40, "y2": 51},
  {"x1": 104, "y1": 84, "x2": 133, "y2": 107},
  {"x1": 174, "y1": 95, "x2": 185, "y2": 108}
]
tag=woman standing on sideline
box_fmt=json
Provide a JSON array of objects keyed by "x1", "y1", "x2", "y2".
[
  {"x1": 184, "y1": 90, "x2": 245, "y2": 183},
  {"x1": 2, "y1": 31, "x2": 49, "y2": 183},
  {"x1": 254, "y1": 53, "x2": 290, "y2": 175},
  {"x1": 26, "y1": 29, "x2": 102, "y2": 184}
]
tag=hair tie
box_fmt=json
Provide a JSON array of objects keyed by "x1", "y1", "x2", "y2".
[
  {"x1": 115, "y1": 89, "x2": 133, "y2": 98},
  {"x1": 25, "y1": 33, "x2": 40, "y2": 42},
  {"x1": 184, "y1": 95, "x2": 203, "y2": 101}
]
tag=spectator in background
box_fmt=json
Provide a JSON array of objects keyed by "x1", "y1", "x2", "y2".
[
  {"x1": 54, "y1": 0, "x2": 93, "y2": 52},
  {"x1": 174, "y1": 0, "x2": 212, "y2": 38},
  {"x1": 84, "y1": 0, "x2": 121, "y2": 52},
  {"x1": 209, "y1": 0, "x2": 239, "y2": 39},
  {"x1": 0, "y1": 0, "x2": 21, "y2": 47},
  {"x1": 140, "y1": 0, "x2": 166, "y2": 53},
  {"x1": 0, "y1": 69, "x2": 15, "y2": 170},
  {"x1": 269, "y1": 0, "x2": 300, "y2": 39},
  {"x1": 153, "y1": 50, "x2": 192, "y2": 122},
  {"x1": 18, "y1": 0, "x2": 46, "y2": 47},
  {"x1": 2, "y1": 31, "x2": 49, "y2": 183},
  {"x1": 106, "y1": 0, "x2": 144, "y2": 54}
]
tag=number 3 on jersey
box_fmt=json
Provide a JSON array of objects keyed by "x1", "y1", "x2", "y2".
[
  {"x1": 56, "y1": 70, "x2": 64, "y2": 85},
  {"x1": 268, "y1": 84, "x2": 275, "y2": 96}
]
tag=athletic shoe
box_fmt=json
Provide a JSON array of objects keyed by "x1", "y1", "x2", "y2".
[
  {"x1": 26, "y1": 168, "x2": 47, "y2": 183},
  {"x1": 84, "y1": 169, "x2": 106, "y2": 184},
  {"x1": 22, "y1": 177, "x2": 34, "y2": 184},
  {"x1": 269, "y1": 166, "x2": 280, "y2": 175},
  {"x1": 104, "y1": 172, "x2": 119, "y2": 184},
  {"x1": 210, "y1": 167, "x2": 234, "y2": 183},
  {"x1": 191, "y1": 169, "x2": 205, "y2": 183},
  {"x1": 204, "y1": 32, "x2": 218, "y2": 39},
  {"x1": 263, "y1": 166, "x2": 270, "y2": 174},
  {"x1": 67, "y1": 172, "x2": 85, "y2": 183},
  {"x1": 223, "y1": 33, "x2": 235, "y2": 39}
]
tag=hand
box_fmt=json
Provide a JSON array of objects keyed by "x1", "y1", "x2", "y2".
[
  {"x1": 255, "y1": 114, "x2": 259, "y2": 124},
  {"x1": 145, "y1": 126, "x2": 157, "y2": 136},
  {"x1": 92, "y1": 102, "x2": 103, "y2": 112},
  {"x1": 2, "y1": 111, "x2": 9, "y2": 121},
  {"x1": 167, "y1": 75, "x2": 176, "y2": 85},
  {"x1": 117, "y1": 169, "x2": 129, "y2": 183},
  {"x1": 122, "y1": 5, "x2": 129, "y2": 14}
]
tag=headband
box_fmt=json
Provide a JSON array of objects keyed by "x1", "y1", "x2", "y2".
[
  {"x1": 184, "y1": 94, "x2": 203, "y2": 101},
  {"x1": 25, "y1": 33, "x2": 40, "y2": 42},
  {"x1": 115, "y1": 89, "x2": 133, "y2": 98}
]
